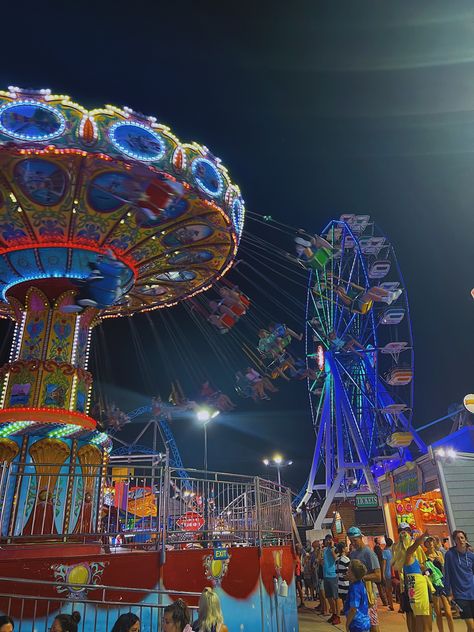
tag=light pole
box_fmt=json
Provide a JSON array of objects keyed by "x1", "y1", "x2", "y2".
[
  {"x1": 263, "y1": 454, "x2": 293, "y2": 486},
  {"x1": 196, "y1": 407, "x2": 220, "y2": 472},
  {"x1": 196, "y1": 407, "x2": 219, "y2": 549}
]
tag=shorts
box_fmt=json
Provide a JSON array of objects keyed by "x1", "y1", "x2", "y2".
[
  {"x1": 324, "y1": 577, "x2": 338, "y2": 599},
  {"x1": 369, "y1": 603, "x2": 378, "y2": 627},
  {"x1": 295, "y1": 574, "x2": 303, "y2": 587},
  {"x1": 455, "y1": 599, "x2": 474, "y2": 620},
  {"x1": 304, "y1": 576, "x2": 313, "y2": 588},
  {"x1": 406, "y1": 573, "x2": 430, "y2": 616}
]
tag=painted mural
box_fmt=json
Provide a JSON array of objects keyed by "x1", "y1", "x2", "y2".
[{"x1": 0, "y1": 546, "x2": 298, "y2": 631}]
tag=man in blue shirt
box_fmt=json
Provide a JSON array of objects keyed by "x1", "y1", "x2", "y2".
[
  {"x1": 323, "y1": 533, "x2": 340, "y2": 624},
  {"x1": 347, "y1": 526, "x2": 381, "y2": 632},
  {"x1": 444, "y1": 529, "x2": 474, "y2": 631}
]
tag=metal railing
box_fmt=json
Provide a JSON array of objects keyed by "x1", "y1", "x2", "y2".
[
  {"x1": 0, "y1": 576, "x2": 199, "y2": 632},
  {"x1": 0, "y1": 460, "x2": 293, "y2": 549}
]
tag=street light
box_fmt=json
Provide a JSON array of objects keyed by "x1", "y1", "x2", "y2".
[
  {"x1": 196, "y1": 407, "x2": 220, "y2": 471},
  {"x1": 196, "y1": 406, "x2": 220, "y2": 550},
  {"x1": 262, "y1": 454, "x2": 293, "y2": 486}
]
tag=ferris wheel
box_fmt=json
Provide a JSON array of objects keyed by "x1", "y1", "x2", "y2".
[{"x1": 300, "y1": 215, "x2": 426, "y2": 527}]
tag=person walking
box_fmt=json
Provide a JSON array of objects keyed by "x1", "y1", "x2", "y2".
[
  {"x1": 347, "y1": 526, "x2": 381, "y2": 632},
  {"x1": 373, "y1": 538, "x2": 388, "y2": 606},
  {"x1": 443, "y1": 530, "x2": 474, "y2": 632},
  {"x1": 424, "y1": 536, "x2": 454, "y2": 632},
  {"x1": 303, "y1": 545, "x2": 316, "y2": 600},
  {"x1": 313, "y1": 541, "x2": 329, "y2": 615},
  {"x1": 323, "y1": 534, "x2": 340, "y2": 624},
  {"x1": 382, "y1": 538, "x2": 395, "y2": 611},
  {"x1": 295, "y1": 543, "x2": 305, "y2": 607}
]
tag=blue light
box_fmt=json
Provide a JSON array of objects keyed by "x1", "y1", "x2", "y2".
[
  {"x1": 192, "y1": 158, "x2": 224, "y2": 198},
  {"x1": 231, "y1": 197, "x2": 245, "y2": 237},
  {"x1": 1, "y1": 271, "x2": 90, "y2": 302},
  {"x1": 109, "y1": 121, "x2": 166, "y2": 162},
  {"x1": 0, "y1": 101, "x2": 66, "y2": 141}
]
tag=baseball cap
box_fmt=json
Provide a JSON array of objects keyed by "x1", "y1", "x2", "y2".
[
  {"x1": 398, "y1": 522, "x2": 412, "y2": 531},
  {"x1": 347, "y1": 526, "x2": 363, "y2": 538}
]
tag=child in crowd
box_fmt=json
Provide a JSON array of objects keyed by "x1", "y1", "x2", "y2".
[
  {"x1": 336, "y1": 541, "x2": 351, "y2": 615},
  {"x1": 344, "y1": 560, "x2": 371, "y2": 632}
]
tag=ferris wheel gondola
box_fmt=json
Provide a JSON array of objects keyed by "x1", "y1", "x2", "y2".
[{"x1": 300, "y1": 216, "x2": 426, "y2": 526}]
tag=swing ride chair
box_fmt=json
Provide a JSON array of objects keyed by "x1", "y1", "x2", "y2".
[
  {"x1": 299, "y1": 216, "x2": 427, "y2": 528},
  {"x1": 0, "y1": 86, "x2": 245, "y2": 543}
]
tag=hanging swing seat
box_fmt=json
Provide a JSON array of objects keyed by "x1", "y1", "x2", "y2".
[
  {"x1": 387, "y1": 432, "x2": 414, "y2": 448},
  {"x1": 307, "y1": 247, "x2": 332, "y2": 271}
]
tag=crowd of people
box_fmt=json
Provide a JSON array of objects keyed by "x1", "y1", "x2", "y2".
[
  {"x1": 0, "y1": 588, "x2": 228, "y2": 632},
  {"x1": 295, "y1": 524, "x2": 474, "y2": 632}
]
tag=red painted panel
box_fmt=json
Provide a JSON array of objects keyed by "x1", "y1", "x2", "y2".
[{"x1": 260, "y1": 546, "x2": 295, "y2": 596}]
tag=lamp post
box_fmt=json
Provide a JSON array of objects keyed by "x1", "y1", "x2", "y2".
[
  {"x1": 196, "y1": 407, "x2": 219, "y2": 549},
  {"x1": 196, "y1": 407, "x2": 220, "y2": 472},
  {"x1": 263, "y1": 454, "x2": 293, "y2": 486}
]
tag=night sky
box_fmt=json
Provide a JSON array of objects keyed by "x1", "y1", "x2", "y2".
[{"x1": 1, "y1": 1, "x2": 474, "y2": 491}]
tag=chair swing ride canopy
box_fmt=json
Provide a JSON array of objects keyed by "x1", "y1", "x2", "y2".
[
  {"x1": 0, "y1": 86, "x2": 245, "y2": 320},
  {"x1": 0, "y1": 87, "x2": 245, "y2": 462}
]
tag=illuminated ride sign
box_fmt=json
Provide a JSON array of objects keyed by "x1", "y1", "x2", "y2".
[{"x1": 176, "y1": 511, "x2": 205, "y2": 531}]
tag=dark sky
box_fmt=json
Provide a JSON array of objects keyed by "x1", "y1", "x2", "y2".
[{"x1": 1, "y1": 1, "x2": 474, "y2": 490}]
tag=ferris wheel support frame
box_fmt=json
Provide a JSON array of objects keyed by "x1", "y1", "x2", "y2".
[
  {"x1": 309, "y1": 352, "x2": 378, "y2": 529},
  {"x1": 299, "y1": 219, "x2": 427, "y2": 525}
]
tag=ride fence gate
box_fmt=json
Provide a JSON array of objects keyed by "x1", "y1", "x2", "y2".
[{"x1": 0, "y1": 460, "x2": 296, "y2": 632}]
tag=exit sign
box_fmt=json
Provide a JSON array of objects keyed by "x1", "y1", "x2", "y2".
[
  {"x1": 356, "y1": 494, "x2": 379, "y2": 509},
  {"x1": 214, "y1": 548, "x2": 229, "y2": 561}
]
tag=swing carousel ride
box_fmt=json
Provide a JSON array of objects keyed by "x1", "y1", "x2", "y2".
[
  {"x1": 0, "y1": 86, "x2": 427, "y2": 540},
  {"x1": 0, "y1": 86, "x2": 243, "y2": 537},
  {"x1": 0, "y1": 85, "x2": 431, "y2": 632}
]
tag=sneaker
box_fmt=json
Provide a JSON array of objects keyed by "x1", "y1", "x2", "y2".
[
  {"x1": 331, "y1": 616, "x2": 341, "y2": 625},
  {"x1": 327, "y1": 615, "x2": 335, "y2": 623}
]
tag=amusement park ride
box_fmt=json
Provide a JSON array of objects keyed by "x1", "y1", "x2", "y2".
[
  {"x1": 0, "y1": 84, "x2": 433, "y2": 630},
  {"x1": 0, "y1": 88, "x2": 301, "y2": 631},
  {"x1": 0, "y1": 85, "x2": 244, "y2": 536},
  {"x1": 297, "y1": 217, "x2": 427, "y2": 527}
]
